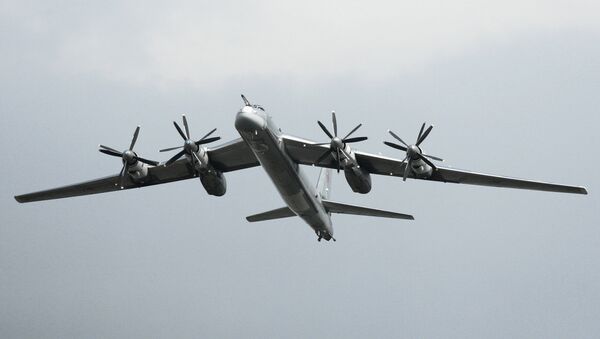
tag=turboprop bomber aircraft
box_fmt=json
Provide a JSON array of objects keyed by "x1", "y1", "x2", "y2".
[{"x1": 15, "y1": 95, "x2": 588, "y2": 241}]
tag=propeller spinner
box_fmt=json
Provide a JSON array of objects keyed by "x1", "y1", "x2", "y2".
[
  {"x1": 315, "y1": 111, "x2": 368, "y2": 172},
  {"x1": 160, "y1": 114, "x2": 221, "y2": 167},
  {"x1": 384, "y1": 123, "x2": 444, "y2": 181},
  {"x1": 98, "y1": 126, "x2": 159, "y2": 188}
]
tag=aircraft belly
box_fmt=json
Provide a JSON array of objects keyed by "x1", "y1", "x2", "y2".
[
  {"x1": 283, "y1": 191, "x2": 311, "y2": 214},
  {"x1": 239, "y1": 129, "x2": 317, "y2": 215}
]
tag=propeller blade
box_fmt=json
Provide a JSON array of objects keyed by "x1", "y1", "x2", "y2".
[
  {"x1": 417, "y1": 122, "x2": 426, "y2": 143},
  {"x1": 159, "y1": 145, "x2": 183, "y2": 152},
  {"x1": 416, "y1": 153, "x2": 437, "y2": 170},
  {"x1": 416, "y1": 125, "x2": 433, "y2": 146},
  {"x1": 199, "y1": 128, "x2": 217, "y2": 142},
  {"x1": 340, "y1": 147, "x2": 358, "y2": 167},
  {"x1": 119, "y1": 163, "x2": 127, "y2": 188},
  {"x1": 403, "y1": 159, "x2": 411, "y2": 181},
  {"x1": 195, "y1": 136, "x2": 221, "y2": 145},
  {"x1": 423, "y1": 153, "x2": 444, "y2": 162},
  {"x1": 129, "y1": 126, "x2": 140, "y2": 150},
  {"x1": 99, "y1": 144, "x2": 120, "y2": 153},
  {"x1": 99, "y1": 149, "x2": 123, "y2": 158},
  {"x1": 192, "y1": 152, "x2": 202, "y2": 167},
  {"x1": 315, "y1": 151, "x2": 331, "y2": 165},
  {"x1": 342, "y1": 123, "x2": 362, "y2": 140},
  {"x1": 165, "y1": 149, "x2": 186, "y2": 166},
  {"x1": 343, "y1": 136, "x2": 368, "y2": 143},
  {"x1": 332, "y1": 111, "x2": 338, "y2": 137},
  {"x1": 136, "y1": 156, "x2": 159, "y2": 166},
  {"x1": 189, "y1": 150, "x2": 196, "y2": 167},
  {"x1": 336, "y1": 148, "x2": 341, "y2": 173},
  {"x1": 388, "y1": 130, "x2": 408, "y2": 147},
  {"x1": 383, "y1": 141, "x2": 407, "y2": 152},
  {"x1": 173, "y1": 121, "x2": 187, "y2": 141},
  {"x1": 182, "y1": 115, "x2": 191, "y2": 139},
  {"x1": 318, "y1": 121, "x2": 333, "y2": 139}
]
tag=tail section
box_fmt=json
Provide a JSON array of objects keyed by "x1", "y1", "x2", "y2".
[
  {"x1": 317, "y1": 168, "x2": 412, "y2": 220},
  {"x1": 321, "y1": 200, "x2": 414, "y2": 220},
  {"x1": 246, "y1": 168, "x2": 333, "y2": 223},
  {"x1": 246, "y1": 207, "x2": 296, "y2": 222},
  {"x1": 245, "y1": 168, "x2": 413, "y2": 227},
  {"x1": 316, "y1": 168, "x2": 332, "y2": 199}
]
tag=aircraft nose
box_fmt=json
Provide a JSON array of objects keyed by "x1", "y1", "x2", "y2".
[{"x1": 235, "y1": 111, "x2": 266, "y2": 132}]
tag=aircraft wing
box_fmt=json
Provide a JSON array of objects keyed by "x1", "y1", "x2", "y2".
[
  {"x1": 15, "y1": 138, "x2": 259, "y2": 203},
  {"x1": 282, "y1": 135, "x2": 588, "y2": 195},
  {"x1": 207, "y1": 137, "x2": 259, "y2": 172}
]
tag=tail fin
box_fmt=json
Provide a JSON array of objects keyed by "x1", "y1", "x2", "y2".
[
  {"x1": 316, "y1": 168, "x2": 332, "y2": 199},
  {"x1": 321, "y1": 200, "x2": 414, "y2": 220}
]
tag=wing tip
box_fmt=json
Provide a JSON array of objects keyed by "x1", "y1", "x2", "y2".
[
  {"x1": 566, "y1": 186, "x2": 588, "y2": 195},
  {"x1": 396, "y1": 213, "x2": 415, "y2": 220},
  {"x1": 14, "y1": 195, "x2": 27, "y2": 203}
]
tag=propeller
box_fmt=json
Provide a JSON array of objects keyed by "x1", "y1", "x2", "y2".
[
  {"x1": 384, "y1": 123, "x2": 444, "y2": 181},
  {"x1": 98, "y1": 126, "x2": 159, "y2": 188},
  {"x1": 315, "y1": 111, "x2": 368, "y2": 173},
  {"x1": 160, "y1": 114, "x2": 221, "y2": 167}
]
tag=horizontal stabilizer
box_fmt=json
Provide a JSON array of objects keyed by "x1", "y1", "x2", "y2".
[
  {"x1": 321, "y1": 200, "x2": 414, "y2": 220},
  {"x1": 246, "y1": 207, "x2": 296, "y2": 222}
]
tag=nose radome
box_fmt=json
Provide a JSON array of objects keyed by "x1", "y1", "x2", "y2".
[{"x1": 235, "y1": 111, "x2": 266, "y2": 132}]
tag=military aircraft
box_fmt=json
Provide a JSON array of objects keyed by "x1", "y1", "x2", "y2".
[{"x1": 15, "y1": 95, "x2": 588, "y2": 241}]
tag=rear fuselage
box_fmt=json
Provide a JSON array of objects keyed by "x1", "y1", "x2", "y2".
[{"x1": 235, "y1": 105, "x2": 334, "y2": 240}]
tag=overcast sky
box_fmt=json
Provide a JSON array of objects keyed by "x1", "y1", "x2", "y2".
[{"x1": 1, "y1": 1, "x2": 599, "y2": 338}]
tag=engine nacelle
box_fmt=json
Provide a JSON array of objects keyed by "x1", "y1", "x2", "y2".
[
  {"x1": 410, "y1": 159, "x2": 433, "y2": 178},
  {"x1": 199, "y1": 169, "x2": 227, "y2": 196},
  {"x1": 344, "y1": 166, "x2": 372, "y2": 194},
  {"x1": 127, "y1": 162, "x2": 149, "y2": 182}
]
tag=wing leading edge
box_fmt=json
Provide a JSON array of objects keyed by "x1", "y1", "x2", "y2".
[{"x1": 282, "y1": 135, "x2": 587, "y2": 195}]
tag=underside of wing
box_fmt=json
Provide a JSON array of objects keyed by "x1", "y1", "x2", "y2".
[
  {"x1": 14, "y1": 159, "x2": 197, "y2": 203},
  {"x1": 354, "y1": 151, "x2": 587, "y2": 194},
  {"x1": 282, "y1": 135, "x2": 340, "y2": 169},
  {"x1": 283, "y1": 135, "x2": 417, "y2": 177},
  {"x1": 207, "y1": 137, "x2": 259, "y2": 172},
  {"x1": 282, "y1": 135, "x2": 587, "y2": 195},
  {"x1": 428, "y1": 167, "x2": 588, "y2": 194},
  {"x1": 15, "y1": 138, "x2": 260, "y2": 203},
  {"x1": 15, "y1": 175, "x2": 125, "y2": 203}
]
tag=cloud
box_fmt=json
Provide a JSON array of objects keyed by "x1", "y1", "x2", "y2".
[{"x1": 3, "y1": 0, "x2": 600, "y2": 88}]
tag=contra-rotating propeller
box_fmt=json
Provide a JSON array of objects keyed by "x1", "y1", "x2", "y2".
[
  {"x1": 384, "y1": 123, "x2": 444, "y2": 181},
  {"x1": 315, "y1": 111, "x2": 368, "y2": 172},
  {"x1": 98, "y1": 126, "x2": 159, "y2": 188},
  {"x1": 160, "y1": 114, "x2": 221, "y2": 167}
]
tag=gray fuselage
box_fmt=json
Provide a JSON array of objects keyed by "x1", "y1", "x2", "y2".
[{"x1": 235, "y1": 105, "x2": 334, "y2": 240}]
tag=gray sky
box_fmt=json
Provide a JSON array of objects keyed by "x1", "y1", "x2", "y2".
[{"x1": 1, "y1": 1, "x2": 599, "y2": 338}]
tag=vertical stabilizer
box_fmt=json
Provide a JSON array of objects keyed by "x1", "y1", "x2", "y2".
[{"x1": 316, "y1": 168, "x2": 332, "y2": 199}]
